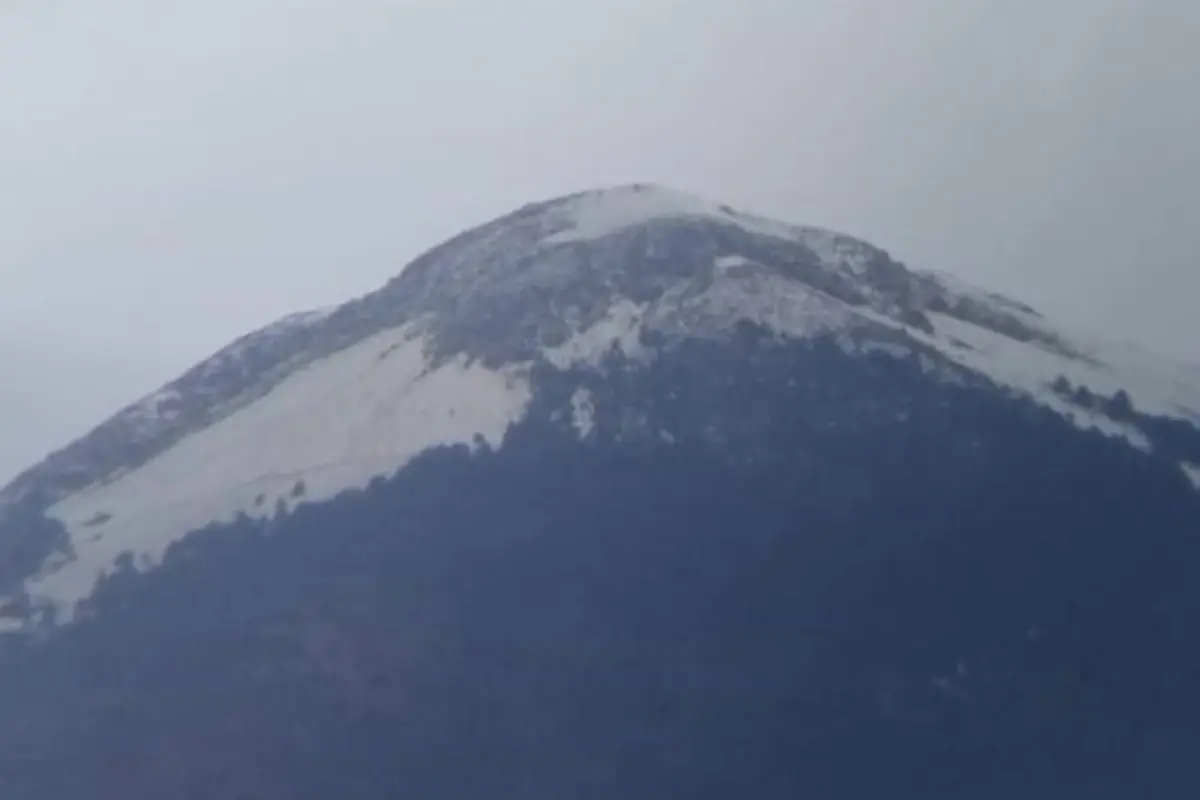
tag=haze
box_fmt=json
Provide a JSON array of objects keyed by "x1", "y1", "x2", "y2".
[{"x1": 2, "y1": 0, "x2": 1198, "y2": 484}]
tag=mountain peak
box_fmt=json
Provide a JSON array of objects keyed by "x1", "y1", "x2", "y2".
[
  {"x1": 5, "y1": 188, "x2": 1200, "y2": 796},
  {"x1": 505, "y1": 182, "x2": 845, "y2": 251},
  {"x1": 538, "y1": 183, "x2": 738, "y2": 242},
  {"x1": 3, "y1": 187, "x2": 1200, "y2": 626}
]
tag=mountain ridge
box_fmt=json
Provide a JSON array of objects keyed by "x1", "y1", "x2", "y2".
[
  {"x1": 2, "y1": 183, "x2": 1198, "y2": 628},
  {"x1": 5, "y1": 184, "x2": 1192, "y2": 510},
  {"x1": 3, "y1": 185, "x2": 1200, "y2": 796}
]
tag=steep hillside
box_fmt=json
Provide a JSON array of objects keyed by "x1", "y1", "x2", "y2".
[{"x1": 1, "y1": 185, "x2": 1198, "y2": 797}]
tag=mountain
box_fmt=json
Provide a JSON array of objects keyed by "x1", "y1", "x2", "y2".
[{"x1": 2, "y1": 184, "x2": 1199, "y2": 797}]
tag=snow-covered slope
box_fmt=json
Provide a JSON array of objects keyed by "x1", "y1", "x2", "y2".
[
  {"x1": 3, "y1": 183, "x2": 1198, "y2": 625},
  {"x1": 28, "y1": 327, "x2": 530, "y2": 618}
]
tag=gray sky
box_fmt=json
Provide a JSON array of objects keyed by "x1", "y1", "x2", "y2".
[{"x1": 2, "y1": 0, "x2": 1198, "y2": 484}]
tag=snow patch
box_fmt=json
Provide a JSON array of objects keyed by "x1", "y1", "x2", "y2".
[
  {"x1": 799, "y1": 230, "x2": 877, "y2": 275},
  {"x1": 915, "y1": 313, "x2": 1152, "y2": 448},
  {"x1": 536, "y1": 256, "x2": 1191, "y2": 456},
  {"x1": 544, "y1": 299, "x2": 648, "y2": 368},
  {"x1": 544, "y1": 272, "x2": 857, "y2": 369},
  {"x1": 662, "y1": 271, "x2": 854, "y2": 342},
  {"x1": 1071, "y1": 337, "x2": 1200, "y2": 424},
  {"x1": 543, "y1": 185, "x2": 808, "y2": 246},
  {"x1": 124, "y1": 388, "x2": 184, "y2": 428},
  {"x1": 544, "y1": 186, "x2": 728, "y2": 244},
  {"x1": 1184, "y1": 463, "x2": 1200, "y2": 490},
  {"x1": 539, "y1": 187, "x2": 1199, "y2": 437},
  {"x1": 715, "y1": 254, "x2": 754, "y2": 271},
  {"x1": 927, "y1": 270, "x2": 1048, "y2": 330},
  {"x1": 24, "y1": 326, "x2": 532, "y2": 621},
  {"x1": 570, "y1": 389, "x2": 596, "y2": 438}
]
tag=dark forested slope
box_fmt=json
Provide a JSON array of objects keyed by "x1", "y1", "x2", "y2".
[{"x1": 3, "y1": 332, "x2": 1199, "y2": 798}]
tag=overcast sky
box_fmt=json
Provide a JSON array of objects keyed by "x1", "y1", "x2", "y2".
[{"x1": 2, "y1": 0, "x2": 1197, "y2": 484}]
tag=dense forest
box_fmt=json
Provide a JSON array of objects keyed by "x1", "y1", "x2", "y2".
[{"x1": 2, "y1": 331, "x2": 1199, "y2": 798}]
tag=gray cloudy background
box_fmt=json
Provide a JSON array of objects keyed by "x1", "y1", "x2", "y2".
[{"x1": 1, "y1": 0, "x2": 1197, "y2": 484}]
